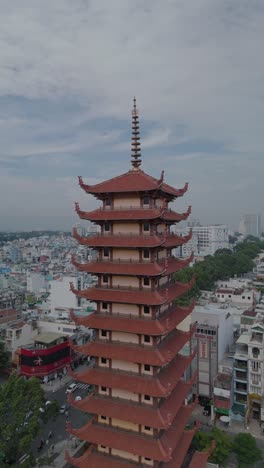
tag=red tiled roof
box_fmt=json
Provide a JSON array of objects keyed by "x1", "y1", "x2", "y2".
[
  {"x1": 70, "y1": 328, "x2": 192, "y2": 366},
  {"x1": 70, "y1": 277, "x2": 195, "y2": 306},
  {"x1": 73, "y1": 227, "x2": 192, "y2": 248},
  {"x1": 68, "y1": 375, "x2": 196, "y2": 429},
  {"x1": 65, "y1": 446, "x2": 139, "y2": 468},
  {"x1": 67, "y1": 402, "x2": 196, "y2": 462},
  {"x1": 70, "y1": 301, "x2": 195, "y2": 335},
  {"x1": 69, "y1": 351, "x2": 196, "y2": 397},
  {"x1": 163, "y1": 426, "x2": 198, "y2": 468},
  {"x1": 189, "y1": 441, "x2": 215, "y2": 468},
  {"x1": 72, "y1": 254, "x2": 193, "y2": 277},
  {"x1": 75, "y1": 203, "x2": 191, "y2": 223},
  {"x1": 78, "y1": 170, "x2": 188, "y2": 198}
]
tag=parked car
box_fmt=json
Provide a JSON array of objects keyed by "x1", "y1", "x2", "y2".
[
  {"x1": 75, "y1": 396, "x2": 82, "y2": 401},
  {"x1": 60, "y1": 404, "x2": 70, "y2": 414},
  {"x1": 39, "y1": 400, "x2": 52, "y2": 413},
  {"x1": 66, "y1": 383, "x2": 78, "y2": 394}
]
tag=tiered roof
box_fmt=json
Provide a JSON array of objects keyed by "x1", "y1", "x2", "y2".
[
  {"x1": 69, "y1": 351, "x2": 196, "y2": 397},
  {"x1": 70, "y1": 327, "x2": 193, "y2": 366},
  {"x1": 70, "y1": 276, "x2": 195, "y2": 306},
  {"x1": 75, "y1": 203, "x2": 191, "y2": 223},
  {"x1": 73, "y1": 227, "x2": 192, "y2": 248},
  {"x1": 78, "y1": 171, "x2": 188, "y2": 199},
  {"x1": 70, "y1": 300, "x2": 195, "y2": 335},
  {"x1": 72, "y1": 253, "x2": 193, "y2": 276},
  {"x1": 68, "y1": 98, "x2": 198, "y2": 468},
  {"x1": 68, "y1": 373, "x2": 196, "y2": 429},
  {"x1": 67, "y1": 401, "x2": 196, "y2": 463}
]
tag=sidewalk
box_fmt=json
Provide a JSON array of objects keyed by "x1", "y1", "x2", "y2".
[
  {"x1": 37, "y1": 438, "x2": 85, "y2": 467},
  {"x1": 41, "y1": 374, "x2": 72, "y2": 393}
]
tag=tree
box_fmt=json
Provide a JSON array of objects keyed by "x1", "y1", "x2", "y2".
[
  {"x1": 192, "y1": 428, "x2": 232, "y2": 466},
  {"x1": 233, "y1": 433, "x2": 262, "y2": 467},
  {"x1": 0, "y1": 375, "x2": 46, "y2": 465},
  {"x1": 0, "y1": 341, "x2": 9, "y2": 370}
]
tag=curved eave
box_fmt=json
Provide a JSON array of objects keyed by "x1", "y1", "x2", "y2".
[
  {"x1": 73, "y1": 228, "x2": 166, "y2": 248},
  {"x1": 70, "y1": 277, "x2": 195, "y2": 306},
  {"x1": 69, "y1": 351, "x2": 196, "y2": 397},
  {"x1": 75, "y1": 203, "x2": 191, "y2": 223},
  {"x1": 163, "y1": 425, "x2": 199, "y2": 468},
  {"x1": 71, "y1": 254, "x2": 193, "y2": 277},
  {"x1": 78, "y1": 173, "x2": 188, "y2": 199},
  {"x1": 189, "y1": 441, "x2": 215, "y2": 468},
  {"x1": 68, "y1": 375, "x2": 196, "y2": 429},
  {"x1": 69, "y1": 328, "x2": 193, "y2": 366},
  {"x1": 73, "y1": 228, "x2": 192, "y2": 249},
  {"x1": 66, "y1": 446, "x2": 139, "y2": 468},
  {"x1": 67, "y1": 402, "x2": 195, "y2": 462},
  {"x1": 70, "y1": 301, "x2": 195, "y2": 335}
]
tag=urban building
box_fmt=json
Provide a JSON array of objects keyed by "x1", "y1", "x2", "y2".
[
  {"x1": 239, "y1": 214, "x2": 262, "y2": 238},
  {"x1": 191, "y1": 224, "x2": 229, "y2": 257},
  {"x1": 192, "y1": 304, "x2": 233, "y2": 398},
  {"x1": 213, "y1": 370, "x2": 232, "y2": 418},
  {"x1": 18, "y1": 332, "x2": 72, "y2": 379},
  {"x1": 65, "y1": 99, "x2": 204, "y2": 467},
  {"x1": 49, "y1": 275, "x2": 86, "y2": 310}
]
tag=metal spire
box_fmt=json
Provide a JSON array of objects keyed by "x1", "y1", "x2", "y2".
[{"x1": 131, "y1": 97, "x2": 142, "y2": 170}]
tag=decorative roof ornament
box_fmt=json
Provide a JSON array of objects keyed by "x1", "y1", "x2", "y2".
[{"x1": 131, "y1": 97, "x2": 142, "y2": 170}]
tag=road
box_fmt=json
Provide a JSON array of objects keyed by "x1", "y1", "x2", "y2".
[{"x1": 32, "y1": 380, "x2": 91, "y2": 457}]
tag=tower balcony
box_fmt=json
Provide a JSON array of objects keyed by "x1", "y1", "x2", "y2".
[
  {"x1": 69, "y1": 327, "x2": 194, "y2": 366},
  {"x1": 68, "y1": 373, "x2": 197, "y2": 429},
  {"x1": 75, "y1": 203, "x2": 191, "y2": 224},
  {"x1": 71, "y1": 254, "x2": 193, "y2": 277},
  {"x1": 66, "y1": 401, "x2": 196, "y2": 463},
  {"x1": 70, "y1": 301, "x2": 195, "y2": 336},
  {"x1": 69, "y1": 350, "x2": 196, "y2": 397},
  {"x1": 73, "y1": 227, "x2": 192, "y2": 249},
  {"x1": 66, "y1": 445, "x2": 142, "y2": 468},
  {"x1": 70, "y1": 277, "x2": 195, "y2": 306}
]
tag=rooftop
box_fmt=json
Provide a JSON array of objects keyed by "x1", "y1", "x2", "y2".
[{"x1": 35, "y1": 331, "x2": 66, "y2": 344}]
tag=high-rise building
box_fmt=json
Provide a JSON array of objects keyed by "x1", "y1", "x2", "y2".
[
  {"x1": 239, "y1": 214, "x2": 262, "y2": 238},
  {"x1": 191, "y1": 224, "x2": 229, "y2": 257},
  {"x1": 66, "y1": 99, "x2": 212, "y2": 467}
]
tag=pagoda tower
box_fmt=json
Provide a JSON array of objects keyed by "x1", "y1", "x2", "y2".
[{"x1": 66, "y1": 99, "x2": 203, "y2": 467}]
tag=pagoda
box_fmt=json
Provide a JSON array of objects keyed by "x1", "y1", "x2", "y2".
[{"x1": 66, "y1": 99, "x2": 204, "y2": 467}]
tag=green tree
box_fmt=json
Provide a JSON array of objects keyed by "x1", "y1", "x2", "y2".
[
  {"x1": 0, "y1": 341, "x2": 9, "y2": 370},
  {"x1": 192, "y1": 428, "x2": 232, "y2": 466},
  {"x1": 0, "y1": 375, "x2": 45, "y2": 465},
  {"x1": 233, "y1": 433, "x2": 262, "y2": 468}
]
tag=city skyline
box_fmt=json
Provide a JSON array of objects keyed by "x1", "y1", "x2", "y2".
[{"x1": 0, "y1": 1, "x2": 264, "y2": 230}]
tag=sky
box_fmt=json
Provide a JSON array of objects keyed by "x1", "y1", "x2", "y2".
[{"x1": 0, "y1": 0, "x2": 263, "y2": 231}]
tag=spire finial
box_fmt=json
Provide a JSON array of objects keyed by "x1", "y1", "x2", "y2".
[{"x1": 131, "y1": 97, "x2": 142, "y2": 170}]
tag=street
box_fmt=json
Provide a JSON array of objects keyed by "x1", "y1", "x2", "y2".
[{"x1": 32, "y1": 379, "x2": 91, "y2": 458}]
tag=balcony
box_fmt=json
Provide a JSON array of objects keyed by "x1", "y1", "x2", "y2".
[
  {"x1": 234, "y1": 383, "x2": 247, "y2": 395},
  {"x1": 234, "y1": 361, "x2": 247, "y2": 371},
  {"x1": 234, "y1": 371, "x2": 247, "y2": 383}
]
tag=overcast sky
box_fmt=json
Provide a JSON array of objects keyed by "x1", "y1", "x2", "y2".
[{"x1": 0, "y1": 0, "x2": 263, "y2": 231}]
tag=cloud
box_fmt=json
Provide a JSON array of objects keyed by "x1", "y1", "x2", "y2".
[{"x1": 0, "y1": 0, "x2": 263, "y2": 229}]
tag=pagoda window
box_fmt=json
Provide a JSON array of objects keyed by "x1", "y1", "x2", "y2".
[
  {"x1": 105, "y1": 198, "x2": 111, "y2": 207},
  {"x1": 143, "y1": 249, "x2": 150, "y2": 259},
  {"x1": 143, "y1": 335, "x2": 151, "y2": 343},
  {"x1": 101, "y1": 386, "x2": 107, "y2": 392},
  {"x1": 143, "y1": 195, "x2": 149, "y2": 205},
  {"x1": 143, "y1": 306, "x2": 150, "y2": 315},
  {"x1": 144, "y1": 426, "x2": 151, "y2": 431},
  {"x1": 143, "y1": 277, "x2": 150, "y2": 286},
  {"x1": 144, "y1": 364, "x2": 151, "y2": 372},
  {"x1": 143, "y1": 222, "x2": 150, "y2": 232},
  {"x1": 100, "y1": 357, "x2": 108, "y2": 364},
  {"x1": 102, "y1": 275, "x2": 109, "y2": 284},
  {"x1": 102, "y1": 302, "x2": 108, "y2": 310},
  {"x1": 103, "y1": 247, "x2": 110, "y2": 257},
  {"x1": 104, "y1": 223, "x2": 110, "y2": 232},
  {"x1": 100, "y1": 330, "x2": 108, "y2": 338}
]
